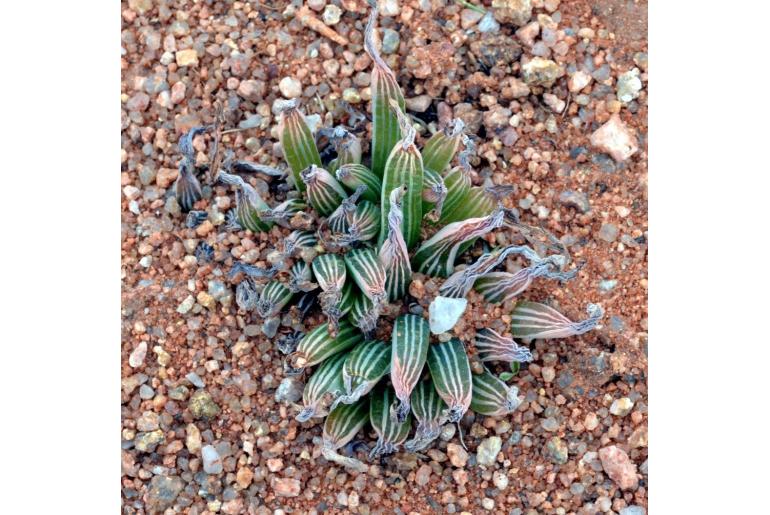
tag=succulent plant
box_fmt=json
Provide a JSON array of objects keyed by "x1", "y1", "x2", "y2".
[{"x1": 175, "y1": 2, "x2": 604, "y2": 471}]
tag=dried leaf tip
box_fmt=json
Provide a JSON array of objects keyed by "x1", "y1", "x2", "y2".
[
  {"x1": 364, "y1": 0, "x2": 393, "y2": 77},
  {"x1": 390, "y1": 98, "x2": 416, "y2": 150}
]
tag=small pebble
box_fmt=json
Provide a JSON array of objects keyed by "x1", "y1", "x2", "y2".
[
  {"x1": 202, "y1": 445, "x2": 223, "y2": 474},
  {"x1": 610, "y1": 397, "x2": 634, "y2": 417},
  {"x1": 279, "y1": 77, "x2": 302, "y2": 99},
  {"x1": 129, "y1": 342, "x2": 147, "y2": 368}
]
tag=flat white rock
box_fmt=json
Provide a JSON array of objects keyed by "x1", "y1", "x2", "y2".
[{"x1": 429, "y1": 296, "x2": 468, "y2": 334}]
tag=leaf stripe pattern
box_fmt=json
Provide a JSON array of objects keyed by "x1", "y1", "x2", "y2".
[
  {"x1": 338, "y1": 280, "x2": 356, "y2": 316},
  {"x1": 470, "y1": 367, "x2": 523, "y2": 417},
  {"x1": 427, "y1": 338, "x2": 473, "y2": 423},
  {"x1": 404, "y1": 379, "x2": 447, "y2": 452},
  {"x1": 328, "y1": 128, "x2": 362, "y2": 172},
  {"x1": 378, "y1": 126, "x2": 424, "y2": 249},
  {"x1": 283, "y1": 230, "x2": 317, "y2": 257},
  {"x1": 278, "y1": 101, "x2": 322, "y2": 193},
  {"x1": 344, "y1": 248, "x2": 387, "y2": 305},
  {"x1": 473, "y1": 256, "x2": 578, "y2": 304},
  {"x1": 412, "y1": 209, "x2": 505, "y2": 277},
  {"x1": 474, "y1": 328, "x2": 533, "y2": 364},
  {"x1": 379, "y1": 187, "x2": 412, "y2": 301},
  {"x1": 421, "y1": 118, "x2": 465, "y2": 175},
  {"x1": 511, "y1": 302, "x2": 604, "y2": 340},
  {"x1": 219, "y1": 171, "x2": 273, "y2": 233},
  {"x1": 440, "y1": 244, "x2": 543, "y2": 299},
  {"x1": 301, "y1": 165, "x2": 348, "y2": 216},
  {"x1": 340, "y1": 201, "x2": 380, "y2": 244},
  {"x1": 332, "y1": 340, "x2": 391, "y2": 409},
  {"x1": 256, "y1": 281, "x2": 293, "y2": 318},
  {"x1": 313, "y1": 254, "x2": 347, "y2": 335},
  {"x1": 438, "y1": 166, "x2": 471, "y2": 225},
  {"x1": 288, "y1": 260, "x2": 317, "y2": 293},
  {"x1": 175, "y1": 126, "x2": 206, "y2": 212},
  {"x1": 421, "y1": 167, "x2": 447, "y2": 221},
  {"x1": 297, "y1": 352, "x2": 346, "y2": 422},
  {"x1": 390, "y1": 314, "x2": 430, "y2": 423},
  {"x1": 322, "y1": 398, "x2": 369, "y2": 472},
  {"x1": 365, "y1": 5, "x2": 406, "y2": 178},
  {"x1": 369, "y1": 384, "x2": 412, "y2": 458},
  {"x1": 336, "y1": 164, "x2": 382, "y2": 203},
  {"x1": 260, "y1": 198, "x2": 307, "y2": 227},
  {"x1": 348, "y1": 292, "x2": 381, "y2": 338},
  {"x1": 287, "y1": 319, "x2": 362, "y2": 375}
]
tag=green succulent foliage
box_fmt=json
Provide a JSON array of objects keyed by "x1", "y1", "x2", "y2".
[{"x1": 206, "y1": 2, "x2": 604, "y2": 468}]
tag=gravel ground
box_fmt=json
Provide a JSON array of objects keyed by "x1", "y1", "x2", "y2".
[{"x1": 121, "y1": 1, "x2": 648, "y2": 513}]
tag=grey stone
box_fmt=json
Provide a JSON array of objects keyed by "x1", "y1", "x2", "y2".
[
  {"x1": 429, "y1": 296, "x2": 468, "y2": 334},
  {"x1": 559, "y1": 190, "x2": 590, "y2": 213},
  {"x1": 476, "y1": 436, "x2": 502, "y2": 466},
  {"x1": 381, "y1": 28, "x2": 400, "y2": 54},
  {"x1": 598, "y1": 223, "x2": 619, "y2": 243},
  {"x1": 134, "y1": 430, "x2": 164, "y2": 452},
  {"x1": 146, "y1": 475, "x2": 184, "y2": 512},
  {"x1": 202, "y1": 445, "x2": 223, "y2": 474},
  {"x1": 546, "y1": 436, "x2": 568, "y2": 464},
  {"x1": 617, "y1": 68, "x2": 642, "y2": 103},
  {"x1": 275, "y1": 377, "x2": 303, "y2": 403},
  {"x1": 620, "y1": 507, "x2": 646, "y2": 515}
]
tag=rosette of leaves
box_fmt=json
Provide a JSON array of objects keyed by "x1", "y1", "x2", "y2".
[{"x1": 189, "y1": 2, "x2": 605, "y2": 470}]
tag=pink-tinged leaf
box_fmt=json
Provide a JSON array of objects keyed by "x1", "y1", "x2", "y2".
[
  {"x1": 511, "y1": 302, "x2": 604, "y2": 340},
  {"x1": 474, "y1": 328, "x2": 533, "y2": 364}
]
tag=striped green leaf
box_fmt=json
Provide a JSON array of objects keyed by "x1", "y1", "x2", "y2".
[
  {"x1": 286, "y1": 319, "x2": 362, "y2": 375},
  {"x1": 312, "y1": 254, "x2": 346, "y2": 292},
  {"x1": 421, "y1": 167, "x2": 447, "y2": 221},
  {"x1": 378, "y1": 187, "x2": 412, "y2": 301},
  {"x1": 175, "y1": 162, "x2": 202, "y2": 213},
  {"x1": 438, "y1": 166, "x2": 471, "y2": 225},
  {"x1": 259, "y1": 197, "x2": 307, "y2": 227},
  {"x1": 421, "y1": 118, "x2": 465, "y2": 175},
  {"x1": 378, "y1": 104, "x2": 424, "y2": 249},
  {"x1": 327, "y1": 127, "x2": 362, "y2": 173},
  {"x1": 312, "y1": 254, "x2": 347, "y2": 336},
  {"x1": 511, "y1": 302, "x2": 604, "y2": 340},
  {"x1": 219, "y1": 171, "x2": 273, "y2": 233},
  {"x1": 412, "y1": 209, "x2": 505, "y2": 277},
  {"x1": 474, "y1": 328, "x2": 533, "y2": 364},
  {"x1": 301, "y1": 164, "x2": 348, "y2": 216},
  {"x1": 404, "y1": 379, "x2": 448, "y2": 452},
  {"x1": 474, "y1": 257, "x2": 579, "y2": 304},
  {"x1": 332, "y1": 339, "x2": 391, "y2": 408},
  {"x1": 439, "y1": 186, "x2": 496, "y2": 225},
  {"x1": 288, "y1": 260, "x2": 317, "y2": 293},
  {"x1": 256, "y1": 281, "x2": 293, "y2": 318},
  {"x1": 390, "y1": 314, "x2": 430, "y2": 423},
  {"x1": 336, "y1": 164, "x2": 382, "y2": 203},
  {"x1": 365, "y1": 6, "x2": 405, "y2": 178},
  {"x1": 470, "y1": 367, "x2": 523, "y2": 418},
  {"x1": 347, "y1": 291, "x2": 381, "y2": 338},
  {"x1": 440, "y1": 244, "x2": 541, "y2": 299},
  {"x1": 369, "y1": 383, "x2": 412, "y2": 458},
  {"x1": 322, "y1": 397, "x2": 369, "y2": 472},
  {"x1": 278, "y1": 101, "x2": 322, "y2": 193},
  {"x1": 297, "y1": 352, "x2": 346, "y2": 422},
  {"x1": 175, "y1": 126, "x2": 205, "y2": 212},
  {"x1": 338, "y1": 280, "x2": 356, "y2": 316},
  {"x1": 343, "y1": 201, "x2": 380, "y2": 244},
  {"x1": 344, "y1": 247, "x2": 387, "y2": 305},
  {"x1": 426, "y1": 338, "x2": 472, "y2": 423},
  {"x1": 283, "y1": 230, "x2": 318, "y2": 257}
]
